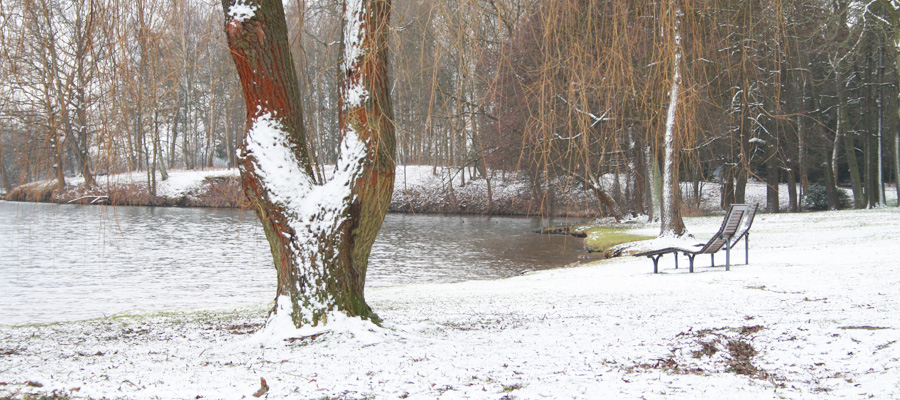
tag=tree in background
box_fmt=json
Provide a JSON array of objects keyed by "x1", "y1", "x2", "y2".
[
  {"x1": 222, "y1": 0, "x2": 394, "y2": 327},
  {"x1": 873, "y1": 0, "x2": 900, "y2": 207},
  {"x1": 2, "y1": 0, "x2": 899, "y2": 214}
]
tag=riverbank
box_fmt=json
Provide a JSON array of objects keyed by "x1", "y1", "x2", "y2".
[
  {"x1": 5, "y1": 166, "x2": 833, "y2": 218},
  {"x1": 2, "y1": 207, "x2": 898, "y2": 399},
  {"x1": 4, "y1": 166, "x2": 601, "y2": 217}
]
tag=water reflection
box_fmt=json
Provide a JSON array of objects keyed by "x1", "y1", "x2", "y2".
[{"x1": 0, "y1": 201, "x2": 583, "y2": 325}]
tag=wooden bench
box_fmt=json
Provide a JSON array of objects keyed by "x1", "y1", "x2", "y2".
[{"x1": 635, "y1": 204, "x2": 752, "y2": 273}]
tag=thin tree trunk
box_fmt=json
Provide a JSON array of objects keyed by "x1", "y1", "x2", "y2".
[
  {"x1": 766, "y1": 152, "x2": 779, "y2": 212},
  {"x1": 786, "y1": 164, "x2": 798, "y2": 212},
  {"x1": 646, "y1": 145, "x2": 660, "y2": 222},
  {"x1": 735, "y1": 108, "x2": 749, "y2": 204},
  {"x1": 170, "y1": 108, "x2": 180, "y2": 168},
  {"x1": 766, "y1": 117, "x2": 779, "y2": 213},
  {"x1": 843, "y1": 130, "x2": 864, "y2": 208},
  {"x1": 893, "y1": 92, "x2": 900, "y2": 206},
  {"x1": 473, "y1": 108, "x2": 493, "y2": 213},
  {"x1": 864, "y1": 119, "x2": 873, "y2": 208},
  {"x1": 892, "y1": 9, "x2": 900, "y2": 207},
  {"x1": 722, "y1": 170, "x2": 734, "y2": 209},
  {"x1": 798, "y1": 78, "x2": 809, "y2": 201},
  {"x1": 834, "y1": 71, "x2": 863, "y2": 209},
  {"x1": 660, "y1": 2, "x2": 685, "y2": 236},
  {"x1": 823, "y1": 159, "x2": 840, "y2": 210},
  {"x1": 0, "y1": 135, "x2": 11, "y2": 192},
  {"x1": 579, "y1": 170, "x2": 623, "y2": 221},
  {"x1": 627, "y1": 126, "x2": 645, "y2": 215},
  {"x1": 877, "y1": 45, "x2": 886, "y2": 207},
  {"x1": 155, "y1": 111, "x2": 167, "y2": 181},
  {"x1": 832, "y1": 105, "x2": 841, "y2": 187},
  {"x1": 36, "y1": 5, "x2": 67, "y2": 194}
]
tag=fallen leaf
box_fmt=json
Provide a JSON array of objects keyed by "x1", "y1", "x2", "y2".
[{"x1": 252, "y1": 377, "x2": 268, "y2": 398}]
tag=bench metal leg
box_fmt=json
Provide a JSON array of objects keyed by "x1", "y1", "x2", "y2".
[
  {"x1": 725, "y1": 237, "x2": 732, "y2": 271},
  {"x1": 648, "y1": 254, "x2": 663, "y2": 273},
  {"x1": 675, "y1": 254, "x2": 679, "y2": 269},
  {"x1": 686, "y1": 253, "x2": 696, "y2": 273},
  {"x1": 744, "y1": 234, "x2": 749, "y2": 265},
  {"x1": 711, "y1": 254, "x2": 714, "y2": 267}
]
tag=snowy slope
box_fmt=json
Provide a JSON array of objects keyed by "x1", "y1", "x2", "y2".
[{"x1": 1, "y1": 207, "x2": 898, "y2": 399}]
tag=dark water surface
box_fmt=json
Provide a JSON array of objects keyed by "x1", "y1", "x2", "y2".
[{"x1": 0, "y1": 201, "x2": 584, "y2": 325}]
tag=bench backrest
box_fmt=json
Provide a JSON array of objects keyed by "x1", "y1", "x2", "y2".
[
  {"x1": 696, "y1": 204, "x2": 749, "y2": 254},
  {"x1": 733, "y1": 204, "x2": 758, "y2": 243}
]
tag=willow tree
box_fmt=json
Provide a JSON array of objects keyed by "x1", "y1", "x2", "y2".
[{"x1": 222, "y1": 0, "x2": 395, "y2": 327}]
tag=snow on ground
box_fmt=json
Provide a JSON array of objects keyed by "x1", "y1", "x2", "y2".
[
  {"x1": 2, "y1": 207, "x2": 899, "y2": 399},
  {"x1": 688, "y1": 180, "x2": 900, "y2": 213}
]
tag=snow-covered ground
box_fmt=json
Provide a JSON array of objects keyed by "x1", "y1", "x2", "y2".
[
  {"x1": 70, "y1": 168, "x2": 239, "y2": 199},
  {"x1": 2, "y1": 207, "x2": 899, "y2": 399}
]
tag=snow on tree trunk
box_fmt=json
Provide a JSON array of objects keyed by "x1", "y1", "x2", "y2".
[
  {"x1": 222, "y1": 0, "x2": 394, "y2": 330},
  {"x1": 660, "y1": 3, "x2": 686, "y2": 237}
]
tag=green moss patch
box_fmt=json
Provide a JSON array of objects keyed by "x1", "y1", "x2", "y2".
[{"x1": 583, "y1": 228, "x2": 654, "y2": 254}]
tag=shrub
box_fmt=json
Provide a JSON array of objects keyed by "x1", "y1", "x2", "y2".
[{"x1": 803, "y1": 183, "x2": 850, "y2": 210}]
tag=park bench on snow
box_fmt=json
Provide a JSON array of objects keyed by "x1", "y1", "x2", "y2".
[{"x1": 635, "y1": 204, "x2": 758, "y2": 273}]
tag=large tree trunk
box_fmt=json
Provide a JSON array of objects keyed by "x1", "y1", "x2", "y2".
[{"x1": 223, "y1": 0, "x2": 394, "y2": 328}]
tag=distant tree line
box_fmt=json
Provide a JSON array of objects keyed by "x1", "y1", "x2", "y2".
[{"x1": 2, "y1": 0, "x2": 898, "y2": 222}]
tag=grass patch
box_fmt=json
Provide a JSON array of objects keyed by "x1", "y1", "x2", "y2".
[
  {"x1": 583, "y1": 227, "x2": 654, "y2": 254},
  {"x1": 726, "y1": 339, "x2": 759, "y2": 376},
  {"x1": 692, "y1": 339, "x2": 720, "y2": 359},
  {"x1": 502, "y1": 383, "x2": 523, "y2": 392},
  {"x1": 0, "y1": 348, "x2": 23, "y2": 357},
  {"x1": 839, "y1": 326, "x2": 890, "y2": 331},
  {"x1": 0, "y1": 389, "x2": 74, "y2": 400}
]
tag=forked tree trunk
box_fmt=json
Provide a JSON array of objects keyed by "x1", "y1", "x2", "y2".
[{"x1": 222, "y1": 0, "x2": 394, "y2": 328}]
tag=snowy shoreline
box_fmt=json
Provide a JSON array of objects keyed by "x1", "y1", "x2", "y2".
[
  {"x1": 2, "y1": 207, "x2": 899, "y2": 399},
  {"x1": 4, "y1": 165, "x2": 876, "y2": 218},
  {"x1": 3, "y1": 166, "x2": 601, "y2": 217}
]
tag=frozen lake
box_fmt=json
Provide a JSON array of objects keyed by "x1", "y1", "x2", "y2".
[{"x1": 0, "y1": 201, "x2": 584, "y2": 325}]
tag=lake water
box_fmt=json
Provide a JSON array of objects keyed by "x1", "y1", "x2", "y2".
[{"x1": 0, "y1": 201, "x2": 585, "y2": 325}]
